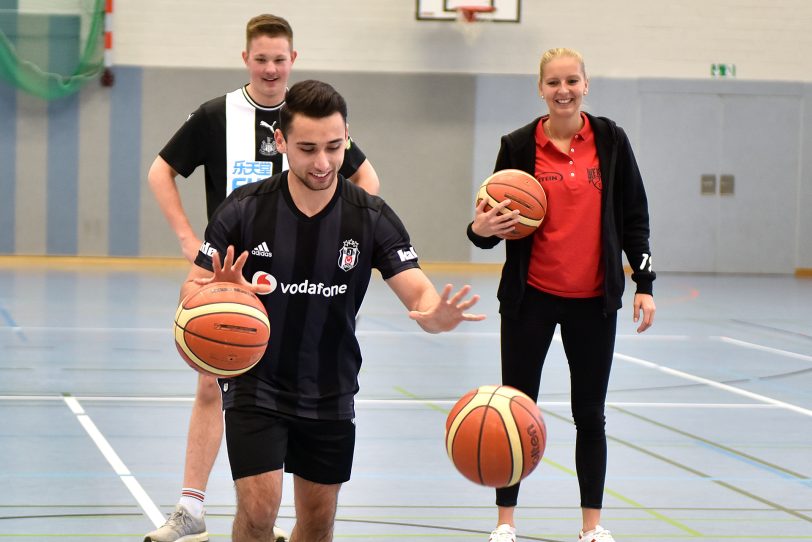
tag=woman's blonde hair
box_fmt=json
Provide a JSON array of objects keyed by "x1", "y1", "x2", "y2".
[{"x1": 539, "y1": 48, "x2": 586, "y2": 83}]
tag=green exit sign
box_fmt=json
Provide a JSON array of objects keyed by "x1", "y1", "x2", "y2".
[{"x1": 711, "y1": 64, "x2": 737, "y2": 77}]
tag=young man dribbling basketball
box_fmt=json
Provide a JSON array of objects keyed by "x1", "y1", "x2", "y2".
[
  {"x1": 145, "y1": 14, "x2": 379, "y2": 542},
  {"x1": 181, "y1": 79, "x2": 484, "y2": 541}
]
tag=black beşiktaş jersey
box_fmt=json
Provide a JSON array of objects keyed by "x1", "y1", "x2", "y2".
[
  {"x1": 194, "y1": 172, "x2": 420, "y2": 420},
  {"x1": 159, "y1": 86, "x2": 367, "y2": 219}
]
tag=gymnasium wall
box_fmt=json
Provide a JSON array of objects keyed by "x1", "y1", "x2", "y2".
[{"x1": 2, "y1": 0, "x2": 812, "y2": 272}]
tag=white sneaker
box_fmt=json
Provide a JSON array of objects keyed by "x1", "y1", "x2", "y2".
[
  {"x1": 578, "y1": 525, "x2": 615, "y2": 542},
  {"x1": 489, "y1": 523, "x2": 516, "y2": 542},
  {"x1": 273, "y1": 524, "x2": 290, "y2": 542},
  {"x1": 143, "y1": 504, "x2": 208, "y2": 542}
]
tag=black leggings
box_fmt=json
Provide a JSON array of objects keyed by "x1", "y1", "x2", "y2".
[{"x1": 496, "y1": 287, "x2": 617, "y2": 510}]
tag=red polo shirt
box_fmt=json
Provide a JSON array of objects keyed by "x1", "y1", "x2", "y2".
[{"x1": 528, "y1": 114, "x2": 604, "y2": 298}]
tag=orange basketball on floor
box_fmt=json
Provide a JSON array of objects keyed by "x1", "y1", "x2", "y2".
[
  {"x1": 475, "y1": 169, "x2": 547, "y2": 239},
  {"x1": 174, "y1": 282, "x2": 270, "y2": 377},
  {"x1": 445, "y1": 385, "x2": 546, "y2": 487}
]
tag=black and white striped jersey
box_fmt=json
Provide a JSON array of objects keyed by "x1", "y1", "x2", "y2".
[
  {"x1": 194, "y1": 172, "x2": 420, "y2": 420},
  {"x1": 160, "y1": 86, "x2": 367, "y2": 220}
]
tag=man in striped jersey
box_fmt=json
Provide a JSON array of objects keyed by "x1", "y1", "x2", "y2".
[
  {"x1": 182, "y1": 78, "x2": 483, "y2": 542},
  {"x1": 145, "y1": 14, "x2": 379, "y2": 542}
]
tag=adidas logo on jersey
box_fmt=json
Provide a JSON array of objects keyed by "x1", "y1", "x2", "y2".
[{"x1": 251, "y1": 242, "x2": 273, "y2": 258}]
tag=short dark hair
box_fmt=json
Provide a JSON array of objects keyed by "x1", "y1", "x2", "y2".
[
  {"x1": 279, "y1": 80, "x2": 348, "y2": 138},
  {"x1": 246, "y1": 14, "x2": 293, "y2": 51}
]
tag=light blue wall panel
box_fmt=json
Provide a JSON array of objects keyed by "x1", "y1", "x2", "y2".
[
  {"x1": 107, "y1": 66, "x2": 142, "y2": 256},
  {"x1": 46, "y1": 94, "x2": 80, "y2": 254},
  {"x1": 0, "y1": 83, "x2": 15, "y2": 253},
  {"x1": 470, "y1": 74, "x2": 538, "y2": 263},
  {"x1": 44, "y1": 15, "x2": 82, "y2": 254},
  {"x1": 799, "y1": 83, "x2": 812, "y2": 270}
]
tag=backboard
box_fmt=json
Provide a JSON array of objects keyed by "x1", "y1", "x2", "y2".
[{"x1": 415, "y1": 0, "x2": 521, "y2": 22}]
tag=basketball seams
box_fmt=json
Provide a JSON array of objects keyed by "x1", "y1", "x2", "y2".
[
  {"x1": 180, "y1": 324, "x2": 269, "y2": 348},
  {"x1": 176, "y1": 302, "x2": 270, "y2": 330},
  {"x1": 509, "y1": 398, "x2": 547, "y2": 476},
  {"x1": 445, "y1": 385, "x2": 546, "y2": 488},
  {"x1": 475, "y1": 170, "x2": 547, "y2": 240},
  {"x1": 482, "y1": 168, "x2": 537, "y2": 185},
  {"x1": 174, "y1": 283, "x2": 270, "y2": 377},
  {"x1": 184, "y1": 295, "x2": 264, "y2": 310},
  {"x1": 480, "y1": 194, "x2": 542, "y2": 228},
  {"x1": 185, "y1": 284, "x2": 259, "y2": 304},
  {"x1": 477, "y1": 391, "x2": 500, "y2": 485},
  {"x1": 174, "y1": 325, "x2": 258, "y2": 377},
  {"x1": 485, "y1": 181, "x2": 547, "y2": 213},
  {"x1": 445, "y1": 392, "x2": 491, "y2": 470},
  {"x1": 489, "y1": 389, "x2": 524, "y2": 487},
  {"x1": 179, "y1": 311, "x2": 270, "y2": 344}
]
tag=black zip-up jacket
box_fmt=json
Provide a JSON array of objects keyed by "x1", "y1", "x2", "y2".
[{"x1": 467, "y1": 113, "x2": 655, "y2": 317}]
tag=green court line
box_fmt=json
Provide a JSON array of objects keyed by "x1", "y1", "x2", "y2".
[
  {"x1": 541, "y1": 456, "x2": 701, "y2": 536},
  {"x1": 393, "y1": 386, "x2": 450, "y2": 414},
  {"x1": 395, "y1": 387, "x2": 702, "y2": 537},
  {"x1": 333, "y1": 517, "x2": 561, "y2": 541},
  {"x1": 3, "y1": 535, "x2": 812, "y2": 540},
  {"x1": 611, "y1": 406, "x2": 810, "y2": 480},
  {"x1": 8, "y1": 503, "x2": 807, "y2": 512},
  {"x1": 596, "y1": 412, "x2": 812, "y2": 524},
  {"x1": 539, "y1": 407, "x2": 812, "y2": 524}
]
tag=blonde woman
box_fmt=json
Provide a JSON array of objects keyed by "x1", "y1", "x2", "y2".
[{"x1": 467, "y1": 48, "x2": 656, "y2": 542}]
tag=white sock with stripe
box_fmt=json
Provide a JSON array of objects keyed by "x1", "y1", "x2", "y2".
[{"x1": 179, "y1": 488, "x2": 205, "y2": 518}]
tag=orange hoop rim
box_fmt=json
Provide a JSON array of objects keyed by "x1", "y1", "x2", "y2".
[{"x1": 453, "y1": 5, "x2": 496, "y2": 22}]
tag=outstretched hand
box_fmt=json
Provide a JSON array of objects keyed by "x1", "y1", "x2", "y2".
[
  {"x1": 193, "y1": 245, "x2": 270, "y2": 295},
  {"x1": 408, "y1": 284, "x2": 485, "y2": 333}
]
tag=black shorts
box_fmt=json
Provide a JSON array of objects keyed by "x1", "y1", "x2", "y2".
[{"x1": 224, "y1": 405, "x2": 356, "y2": 484}]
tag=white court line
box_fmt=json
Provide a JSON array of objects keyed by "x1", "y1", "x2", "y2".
[
  {"x1": 0, "y1": 326, "x2": 688, "y2": 341},
  {"x1": 0, "y1": 394, "x2": 782, "y2": 409},
  {"x1": 355, "y1": 399, "x2": 781, "y2": 409},
  {"x1": 62, "y1": 396, "x2": 166, "y2": 528},
  {"x1": 614, "y1": 352, "x2": 812, "y2": 418},
  {"x1": 0, "y1": 326, "x2": 169, "y2": 332},
  {"x1": 717, "y1": 336, "x2": 812, "y2": 363}
]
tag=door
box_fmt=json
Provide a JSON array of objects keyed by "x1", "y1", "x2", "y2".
[{"x1": 638, "y1": 85, "x2": 800, "y2": 273}]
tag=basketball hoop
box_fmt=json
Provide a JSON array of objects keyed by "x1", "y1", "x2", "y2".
[
  {"x1": 456, "y1": 5, "x2": 495, "y2": 22},
  {"x1": 452, "y1": 5, "x2": 495, "y2": 44}
]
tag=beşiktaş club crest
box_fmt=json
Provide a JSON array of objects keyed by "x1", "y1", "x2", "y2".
[{"x1": 338, "y1": 239, "x2": 360, "y2": 272}]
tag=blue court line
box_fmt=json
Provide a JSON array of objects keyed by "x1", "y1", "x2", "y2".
[
  {"x1": 608, "y1": 407, "x2": 812, "y2": 524},
  {"x1": 696, "y1": 441, "x2": 812, "y2": 489},
  {"x1": 0, "y1": 305, "x2": 15, "y2": 327},
  {"x1": 0, "y1": 304, "x2": 27, "y2": 342},
  {"x1": 612, "y1": 406, "x2": 810, "y2": 483}
]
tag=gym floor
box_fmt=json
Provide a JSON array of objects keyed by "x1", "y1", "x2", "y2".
[{"x1": 1, "y1": 258, "x2": 811, "y2": 541}]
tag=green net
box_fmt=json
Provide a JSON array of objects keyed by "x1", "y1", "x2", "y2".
[{"x1": 0, "y1": 0, "x2": 105, "y2": 100}]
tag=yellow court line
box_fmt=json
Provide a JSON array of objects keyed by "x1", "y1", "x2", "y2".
[
  {"x1": 3, "y1": 255, "x2": 810, "y2": 277},
  {"x1": 0, "y1": 255, "x2": 188, "y2": 270},
  {"x1": 0, "y1": 256, "x2": 504, "y2": 274}
]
